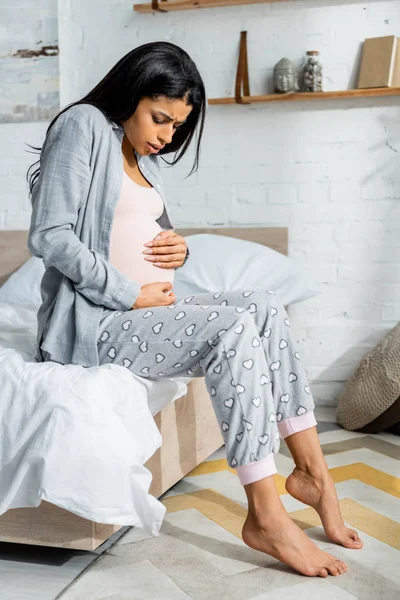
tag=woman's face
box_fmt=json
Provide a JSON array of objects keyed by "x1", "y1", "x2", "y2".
[{"x1": 121, "y1": 95, "x2": 193, "y2": 156}]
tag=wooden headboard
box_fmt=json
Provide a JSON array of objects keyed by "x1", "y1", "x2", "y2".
[{"x1": 0, "y1": 228, "x2": 288, "y2": 287}]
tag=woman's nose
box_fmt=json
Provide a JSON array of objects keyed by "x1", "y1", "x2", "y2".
[{"x1": 160, "y1": 125, "x2": 174, "y2": 145}]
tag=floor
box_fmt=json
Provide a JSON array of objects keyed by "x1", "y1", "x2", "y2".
[{"x1": 0, "y1": 406, "x2": 399, "y2": 600}]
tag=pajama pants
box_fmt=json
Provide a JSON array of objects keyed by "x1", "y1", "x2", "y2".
[{"x1": 96, "y1": 289, "x2": 317, "y2": 485}]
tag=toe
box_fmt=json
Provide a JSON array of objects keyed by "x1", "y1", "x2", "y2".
[
  {"x1": 336, "y1": 561, "x2": 346, "y2": 574},
  {"x1": 345, "y1": 530, "x2": 363, "y2": 548},
  {"x1": 329, "y1": 556, "x2": 347, "y2": 575},
  {"x1": 330, "y1": 526, "x2": 363, "y2": 549},
  {"x1": 351, "y1": 530, "x2": 363, "y2": 545},
  {"x1": 327, "y1": 563, "x2": 340, "y2": 576}
]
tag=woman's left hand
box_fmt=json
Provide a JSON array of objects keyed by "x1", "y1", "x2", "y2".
[{"x1": 143, "y1": 230, "x2": 188, "y2": 269}]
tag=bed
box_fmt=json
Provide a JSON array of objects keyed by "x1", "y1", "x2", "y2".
[{"x1": 0, "y1": 226, "x2": 288, "y2": 550}]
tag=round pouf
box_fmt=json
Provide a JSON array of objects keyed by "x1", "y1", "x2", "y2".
[{"x1": 336, "y1": 322, "x2": 400, "y2": 431}]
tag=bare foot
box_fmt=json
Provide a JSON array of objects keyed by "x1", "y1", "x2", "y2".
[
  {"x1": 242, "y1": 510, "x2": 348, "y2": 577},
  {"x1": 285, "y1": 466, "x2": 363, "y2": 549}
]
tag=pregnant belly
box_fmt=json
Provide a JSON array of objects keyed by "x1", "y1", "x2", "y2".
[{"x1": 109, "y1": 219, "x2": 175, "y2": 287}]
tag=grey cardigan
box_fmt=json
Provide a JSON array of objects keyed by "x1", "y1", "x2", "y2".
[{"x1": 27, "y1": 103, "x2": 188, "y2": 367}]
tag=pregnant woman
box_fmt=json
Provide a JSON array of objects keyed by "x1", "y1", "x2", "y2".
[{"x1": 26, "y1": 41, "x2": 362, "y2": 577}]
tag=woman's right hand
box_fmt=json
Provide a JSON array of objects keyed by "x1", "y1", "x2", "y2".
[{"x1": 132, "y1": 282, "x2": 176, "y2": 309}]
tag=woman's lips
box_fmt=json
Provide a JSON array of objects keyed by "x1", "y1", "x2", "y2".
[{"x1": 147, "y1": 142, "x2": 162, "y2": 153}]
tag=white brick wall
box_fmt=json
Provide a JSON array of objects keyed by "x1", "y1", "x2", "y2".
[
  {"x1": 0, "y1": 121, "x2": 48, "y2": 227},
  {"x1": 1, "y1": 0, "x2": 400, "y2": 406}
]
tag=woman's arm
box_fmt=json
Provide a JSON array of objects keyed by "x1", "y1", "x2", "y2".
[
  {"x1": 27, "y1": 113, "x2": 141, "y2": 311},
  {"x1": 153, "y1": 155, "x2": 189, "y2": 269}
]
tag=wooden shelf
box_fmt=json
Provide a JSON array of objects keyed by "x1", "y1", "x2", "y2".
[
  {"x1": 133, "y1": 0, "x2": 286, "y2": 14},
  {"x1": 208, "y1": 87, "x2": 400, "y2": 105},
  {"x1": 208, "y1": 32, "x2": 400, "y2": 105}
]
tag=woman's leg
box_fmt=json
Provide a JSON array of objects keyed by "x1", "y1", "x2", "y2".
[
  {"x1": 181, "y1": 289, "x2": 317, "y2": 437},
  {"x1": 242, "y1": 474, "x2": 348, "y2": 578},
  {"x1": 96, "y1": 299, "x2": 349, "y2": 577},
  {"x1": 177, "y1": 289, "x2": 363, "y2": 550},
  {"x1": 97, "y1": 301, "x2": 280, "y2": 475},
  {"x1": 284, "y1": 427, "x2": 363, "y2": 549}
]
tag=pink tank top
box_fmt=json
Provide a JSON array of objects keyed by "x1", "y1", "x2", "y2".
[{"x1": 109, "y1": 171, "x2": 175, "y2": 287}]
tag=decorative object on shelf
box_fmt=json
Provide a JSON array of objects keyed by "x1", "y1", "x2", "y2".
[
  {"x1": 357, "y1": 35, "x2": 400, "y2": 89},
  {"x1": 273, "y1": 58, "x2": 299, "y2": 93},
  {"x1": 302, "y1": 50, "x2": 323, "y2": 92}
]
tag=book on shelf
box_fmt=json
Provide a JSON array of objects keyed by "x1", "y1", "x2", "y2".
[
  {"x1": 357, "y1": 35, "x2": 400, "y2": 88},
  {"x1": 392, "y1": 40, "x2": 400, "y2": 87}
]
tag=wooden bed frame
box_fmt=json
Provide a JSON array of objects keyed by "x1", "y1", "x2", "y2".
[{"x1": 0, "y1": 227, "x2": 288, "y2": 550}]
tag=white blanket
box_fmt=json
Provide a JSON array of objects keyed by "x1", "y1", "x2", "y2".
[{"x1": 0, "y1": 302, "x2": 189, "y2": 536}]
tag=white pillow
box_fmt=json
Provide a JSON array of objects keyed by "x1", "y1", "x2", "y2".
[
  {"x1": 173, "y1": 234, "x2": 320, "y2": 306},
  {"x1": 0, "y1": 236, "x2": 319, "y2": 309},
  {"x1": 0, "y1": 256, "x2": 45, "y2": 307}
]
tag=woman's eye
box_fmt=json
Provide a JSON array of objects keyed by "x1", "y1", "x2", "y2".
[{"x1": 153, "y1": 117, "x2": 182, "y2": 129}]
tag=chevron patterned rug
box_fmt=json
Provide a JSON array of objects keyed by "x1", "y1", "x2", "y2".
[{"x1": 60, "y1": 407, "x2": 400, "y2": 600}]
